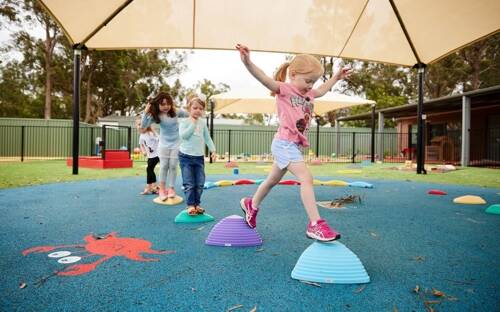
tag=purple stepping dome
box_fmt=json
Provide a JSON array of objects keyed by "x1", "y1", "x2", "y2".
[{"x1": 205, "y1": 215, "x2": 263, "y2": 247}]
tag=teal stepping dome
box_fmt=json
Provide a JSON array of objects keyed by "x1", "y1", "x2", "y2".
[
  {"x1": 291, "y1": 241, "x2": 370, "y2": 284},
  {"x1": 174, "y1": 210, "x2": 215, "y2": 223},
  {"x1": 485, "y1": 204, "x2": 500, "y2": 215}
]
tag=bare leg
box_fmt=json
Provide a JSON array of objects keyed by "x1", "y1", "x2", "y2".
[
  {"x1": 286, "y1": 161, "x2": 320, "y2": 223},
  {"x1": 252, "y1": 163, "x2": 287, "y2": 208}
]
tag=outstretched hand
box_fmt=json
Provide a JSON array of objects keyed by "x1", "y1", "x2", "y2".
[
  {"x1": 144, "y1": 102, "x2": 152, "y2": 114},
  {"x1": 335, "y1": 66, "x2": 353, "y2": 80},
  {"x1": 210, "y1": 152, "x2": 217, "y2": 162},
  {"x1": 235, "y1": 44, "x2": 250, "y2": 64}
]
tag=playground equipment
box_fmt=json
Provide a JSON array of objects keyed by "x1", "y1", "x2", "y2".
[
  {"x1": 66, "y1": 125, "x2": 132, "y2": 169},
  {"x1": 485, "y1": 204, "x2": 500, "y2": 215},
  {"x1": 153, "y1": 196, "x2": 183, "y2": 205},
  {"x1": 291, "y1": 241, "x2": 370, "y2": 284},
  {"x1": 205, "y1": 215, "x2": 262, "y2": 247},
  {"x1": 174, "y1": 210, "x2": 214, "y2": 223},
  {"x1": 428, "y1": 189, "x2": 447, "y2": 195},
  {"x1": 453, "y1": 195, "x2": 486, "y2": 204}
]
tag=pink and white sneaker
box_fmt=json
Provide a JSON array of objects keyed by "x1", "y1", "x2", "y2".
[
  {"x1": 167, "y1": 188, "x2": 176, "y2": 198},
  {"x1": 306, "y1": 219, "x2": 341, "y2": 241},
  {"x1": 240, "y1": 197, "x2": 259, "y2": 228}
]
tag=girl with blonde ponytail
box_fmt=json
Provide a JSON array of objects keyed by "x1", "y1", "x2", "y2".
[{"x1": 236, "y1": 43, "x2": 351, "y2": 242}]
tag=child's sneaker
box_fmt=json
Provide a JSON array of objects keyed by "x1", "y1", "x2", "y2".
[
  {"x1": 240, "y1": 197, "x2": 259, "y2": 228},
  {"x1": 306, "y1": 219, "x2": 341, "y2": 241},
  {"x1": 167, "y1": 188, "x2": 176, "y2": 198}
]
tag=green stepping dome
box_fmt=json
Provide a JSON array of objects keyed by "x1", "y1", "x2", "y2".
[
  {"x1": 485, "y1": 204, "x2": 500, "y2": 215},
  {"x1": 174, "y1": 210, "x2": 215, "y2": 223}
]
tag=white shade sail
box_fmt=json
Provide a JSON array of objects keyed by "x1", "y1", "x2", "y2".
[
  {"x1": 39, "y1": 0, "x2": 500, "y2": 66},
  {"x1": 212, "y1": 89, "x2": 375, "y2": 115}
]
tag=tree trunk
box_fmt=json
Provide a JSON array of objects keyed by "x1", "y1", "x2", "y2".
[
  {"x1": 44, "y1": 64, "x2": 52, "y2": 119},
  {"x1": 43, "y1": 20, "x2": 57, "y2": 119}
]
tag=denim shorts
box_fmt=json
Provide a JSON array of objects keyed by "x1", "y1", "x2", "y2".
[{"x1": 271, "y1": 139, "x2": 304, "y2": 169}]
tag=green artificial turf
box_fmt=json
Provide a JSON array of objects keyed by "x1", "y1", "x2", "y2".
[{"x1": 0, "y1": 160, "x2": 498, "y2": 189}]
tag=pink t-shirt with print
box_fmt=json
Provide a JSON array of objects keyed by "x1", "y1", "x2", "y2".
[{"x1": 274, "y1": 82, "x2": 314, "y2": 147}]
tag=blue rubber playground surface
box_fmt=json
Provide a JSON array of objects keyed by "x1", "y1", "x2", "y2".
[{"x1": 1, "y1": 174, "x2": 499, "y2": 311}]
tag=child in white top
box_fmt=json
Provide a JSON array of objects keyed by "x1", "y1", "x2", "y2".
[
  {"x1": 236, "y1": 44, "x2": 351, "y2": 242},
  {"x1": 137, "y1": 120, "x2": 159, "y2": 195}
]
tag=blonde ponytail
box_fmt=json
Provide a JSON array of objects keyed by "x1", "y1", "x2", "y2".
[{"x1": 271, "y1": 62, "x2": 290, "y2": 96}]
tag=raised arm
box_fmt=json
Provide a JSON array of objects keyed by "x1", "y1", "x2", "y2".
[
  {"x1": 236, "y1": 44, "x2": 279, "y2": 93},
  {"x1": 313, "y1": 67, "x2": 352, "y2": 98},
  {"x1": 141, "y1": 102, "x2": 155, "y2": 128}
]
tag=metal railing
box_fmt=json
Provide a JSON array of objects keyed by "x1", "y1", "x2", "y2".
[{"x1": 1, "y1": 125, "x2": 499, "y2": 167}]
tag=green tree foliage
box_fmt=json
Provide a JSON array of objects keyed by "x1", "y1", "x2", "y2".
[{"x1": 0, "y1": 0, "x2": 188, "y2": 122}]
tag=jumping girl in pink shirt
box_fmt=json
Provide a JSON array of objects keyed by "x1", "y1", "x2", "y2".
[{"x1": 236, "y1": 44, "x2": 351, "y2": 241}]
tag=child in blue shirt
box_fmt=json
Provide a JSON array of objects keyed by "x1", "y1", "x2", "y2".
[
  {"x1": 178, "y1": 95, "x2": 216, "y2": 215},
  {"x1": 141, "y1": 92, "x2": 189, "y2": 201}
]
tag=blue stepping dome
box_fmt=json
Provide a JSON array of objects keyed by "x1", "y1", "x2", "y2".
[
  {"x1": 174, "y1": 210, "x2": 214, "y2": 223},
  {"x1": 204, "y1": 181, "x2": 217, "y2": 189},
  {"x1": 254, "y1": 179, "x2": 265, "y2": 185},
  {"x1": 291, "y1": 241, "x2": 370, "y2": 284},
  {"x1": 349, "y1": 181, "x2": 373, "y2": 188}
]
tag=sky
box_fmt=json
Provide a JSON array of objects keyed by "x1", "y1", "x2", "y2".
[{"x1": 169, "y1": 49, "x2": 290, "y2": 92}]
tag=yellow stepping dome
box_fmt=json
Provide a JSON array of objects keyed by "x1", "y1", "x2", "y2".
[
  {"x1": 313, "y1": 179, "x2": 323, "y2": 186},
  {"x1": 215, "y1": 180, "x2": 235, "y2": 187},
  {"x1": 337, "y1": 169, "x2": 362, "y2": 174},
  {"x1": 453, "y1": 195, "x2": 486, "y2": 205},
  {"x1": 322, "y1": 180, "x2": 349, "y2": 186},
  {"x1": 153, "y1": 195, "x2": 184, "y2": 205}
]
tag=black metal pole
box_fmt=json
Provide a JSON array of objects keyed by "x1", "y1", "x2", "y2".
[
  {"x1": 371, "y1": 104, "x2": 376, "y2": 162},
  {"x1": 415, "y1": 64, "x2": 426, "y2": 174},
  {"x1": 210, "y1": 100, "x2": 214, "y2": 163},
  {"x1": 72, "y1": 49, "x2": 81, "y2": 174},
  {"x1": 352, "y1": 132, "x2": 356, "y2": 163},
  {"x1": 21, "y1": 126, "x2": 25, "y2": 162},
  {"x1": 90, "y1": 127, "x2": 94, "y2": 156},
  {"x1": 407, "y1": 130, "x2": 412, "y2": 160},
  {"x1": 315, "y1": 117, "x2": 320, "y2": 158},
  {"x1": 102, "y1": 125, "x2": 106, "y2": 160},
  {"x1": 127, "y1": 126, "x2": 131, "y2": 159}
]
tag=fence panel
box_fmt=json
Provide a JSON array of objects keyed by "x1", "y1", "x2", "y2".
[{"x1": 1, "y1": 124, "x2": 499, "y2": 167}]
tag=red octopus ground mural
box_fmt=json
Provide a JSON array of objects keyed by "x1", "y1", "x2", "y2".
[{"x1": 22, "y1": 232, "x2": 174, "y2": 276}]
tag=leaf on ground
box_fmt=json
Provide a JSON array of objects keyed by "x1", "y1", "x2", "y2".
[
  {"x1": 227, "y1": 304, "x2": 243, "y2": 312},
  {"x1": 414, "y1": 256, "x2": 425, "y2": 261},
  {"x1": 393, "y1": 305, "x2": 399, "y2": 312},
  {"x1": 466, "y1": 218, "x2": 484, "y2": 224},
  {"x1": 432, "y1": 288, "x2": 445, "y2": 297},
  {"x1": 19, "y1": 282, "x2": 27, "y2": 289},
  {"x1": 370, "y1": 232, "x2": 378, "y2": 237},
  {"x1": 255, "y1": 248, "x2": 264, "y2": 252},
  {"x1": 354, "y1": 285, "x2": 366, "y2": 293},
  {"x1": 249, "y1": 306, "x2": 257, "y2": 312},
  {"x1": 424, "y1": 300, "x2": 441, "y2": 305},
  {"x1": 300, "y1": 280, "x2": 322, "y2": 288},
  {"x1": 413, "y1": 285, "x2": 420, "y2": 293},
  {"x1": 192, "y1": 226, "x2": 204, "y2": 231}
]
